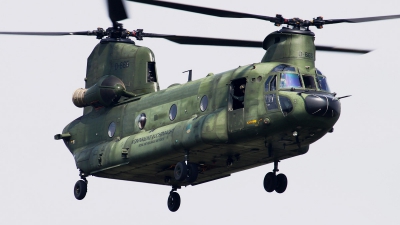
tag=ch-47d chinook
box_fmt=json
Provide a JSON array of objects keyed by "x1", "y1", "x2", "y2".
[{"x1": 2, "y1": 0, "x2": 400, "y2": 212}]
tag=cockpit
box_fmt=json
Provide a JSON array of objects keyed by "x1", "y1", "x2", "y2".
[{"x1": 264, "y1": 64, "x2": 335, "y2": 117}]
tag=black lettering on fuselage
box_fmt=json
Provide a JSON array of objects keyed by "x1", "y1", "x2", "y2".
[
  {"x1": 114, "y1": 61, "x2": 130, "y2": 70},
  {"x1": 298, "y1": 51, "x2": 314, "y2": 59}
]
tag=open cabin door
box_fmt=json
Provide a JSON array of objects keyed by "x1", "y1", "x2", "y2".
[{"x1": 228, "y1": 78, "x2": 247, "y2": 132}]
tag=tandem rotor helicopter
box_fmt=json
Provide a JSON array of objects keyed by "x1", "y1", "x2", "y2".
[{"x1": 2, "y1": 0, "x2": 400, "y2": 212}]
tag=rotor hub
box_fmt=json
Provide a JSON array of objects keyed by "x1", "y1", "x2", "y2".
[{"x1": 273, "y1": 14, "x2": 325, "y2": 31}]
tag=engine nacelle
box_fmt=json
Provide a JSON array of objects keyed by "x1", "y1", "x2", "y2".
[{"x1": 72, "y1": 75, "x2": 126, "y2": 108}]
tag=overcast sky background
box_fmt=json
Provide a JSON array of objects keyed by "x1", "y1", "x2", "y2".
[{"x1": 1, "y1": 0, "x2": 400, "y2": 224}]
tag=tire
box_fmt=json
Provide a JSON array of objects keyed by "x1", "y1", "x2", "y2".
[
  {"x1": 275, "y1": 173, "x2": 288, "y2": 194},
  {"x1": 74, "y1": 180, "x2": 87, "y2": 200},
  {"x1": 174, "y1": 161, "x2": 188, "y2": 181},
  {"x1": 167, "y1": 192, "x2": 181, "y2": 212},
  {"x1": 263, "y1": 172, "x2": 276, "y2": 192},
  {"x1": 187, "y1": 163, "x2": 199, "y2": 183}
]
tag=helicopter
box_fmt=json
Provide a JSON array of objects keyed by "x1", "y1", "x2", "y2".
[{"x1": 2, "y1": 0, "x2": 400, "y2": 213}]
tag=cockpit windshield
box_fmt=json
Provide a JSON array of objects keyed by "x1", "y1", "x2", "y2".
[{"x1": 280, "y1": 73, "x2": 302, "y2": 89}]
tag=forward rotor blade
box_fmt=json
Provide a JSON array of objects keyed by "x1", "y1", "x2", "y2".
[
  {"x1": 324, "y1": 14, "x2": 400, "y2": 24},
  {"x1": 140, "y1": 33, "x2": 371, "y2": 53},
  {"x1": 142, "y1": 34, "x2": 263, "y2": 47},
  {"x1": 128, "y1": 0, "x2": 275, "y2": 21},
  {"x1": 0, "y1": 31, "x2": 90, "y2": 36},
  {"x1": 108, "y1": 0, "x2": 128, "y2": 23},
  {"x1": 315, "y1": 45, "x2": 371, "y2": 54}
]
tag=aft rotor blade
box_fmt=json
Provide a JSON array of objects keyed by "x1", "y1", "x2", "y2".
[
  {"x1": 324, "y1": 14, "x2": 400, "y2": 24},
  {"x1": 0, "y1": 31, "x2": 91, "y2": 36},
  {"x1": 108, "y1": 0, "x2": 128, "y2": 23},
  {"x1": 128, "y1": 1, "x2": 400, "y2": 28},
  {"x1": 128, "y1": 0, "x2": 276, "y2": 21}
]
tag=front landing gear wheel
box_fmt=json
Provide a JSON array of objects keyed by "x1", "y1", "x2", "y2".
[
  {"x1": 74, "y1": 180, "x2": 87, "y2": 200},
  {"x1": 263, "y1": 172, "x2": 276, "y2": 192},
  {"x1": 167, "y1": 192, "x2": 181, "y2": 212},
  {"x1": 174, "y1": 161, "x2": 188, "y2": 181},
  {"x1": 275, "y1": 174, "x2": 288, "y2": 193}
]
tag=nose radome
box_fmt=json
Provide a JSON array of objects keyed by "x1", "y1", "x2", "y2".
[{"x1": 305, "y1": 94, "x2": 341, "y2": 117}]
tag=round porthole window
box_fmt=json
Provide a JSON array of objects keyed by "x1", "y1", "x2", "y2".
[
  {"x1": 169, "y1": 104, "x2": 177, "y2": 121},
  {"x1": 200, "y1": 95, "x2": 208, "y2": 112},
  {"x1": 137, "y1": 113, "x2": 146, "y2": 130},
  {"x1": 108, "y1": 122, "x2": 116, "y2": 137}
]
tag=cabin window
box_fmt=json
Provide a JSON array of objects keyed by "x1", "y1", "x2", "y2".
[
  {"x1": 108, "y1": 122, "x2": 116, "y2": 137},
  {"x1": 169, "y1": 104, "x2": 177, "y2": 120},
  {"x1": 200, "y1": 95, "x2": 208, "y2": 112},
  {"x1": 280, "y1": 73, "x2": 302, "y2": 89},
  {"x1": 137, "y1": 113, "x2": 146, "y2": 130},
  {"x1": 303, "y1": 75, "x2": 316, "y2": 89},
  {"x1": 147, "y1": 62, "x2": 157, "y2": 82}
]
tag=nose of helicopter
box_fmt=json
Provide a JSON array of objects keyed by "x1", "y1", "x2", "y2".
[{"x1": 304, "y1": 94, "x2": 341, "y2": 117}]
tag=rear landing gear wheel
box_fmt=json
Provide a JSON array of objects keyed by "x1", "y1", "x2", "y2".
[
  {"x1": 263, "y1": 172, "x2": 276, "y2": 192},
  {"x1": 167, "y1": 192, "x2": 181, "y2": 212},
  {"x1": 275, "y1": 173, "x2": 288, "y2": 193},
  {"x1": 74, "y1": 180, "x2": 87, "y2": 200},
  {"x1": 174, "y1": 161, "x2": 188, "y2": 181}
]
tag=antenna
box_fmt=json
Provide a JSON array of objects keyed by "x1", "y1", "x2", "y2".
[{"x1": 183, "y1": 70, "x2": 192, "y2": 82}]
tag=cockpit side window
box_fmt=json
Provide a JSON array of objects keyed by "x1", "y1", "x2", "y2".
[
  {"x1": 270, "y1": 75, "x2": 277, "y2": 91},
  {"x1": 303, "y1": 75, "x2": 316, "y2": 89},
  {"x1": 280, "y1": 73, "x2": 302, "y2": 89},
  {"x1": 315, "y1": 68, "x2": 331, "y2": 92},
  {"x1": 266, "y1": 94, "x2": 278, "y2": 110},
  {"x1": 265, "y1": 75, "x2": 278, "y2": 110},
  {"x1": 317, "y1": 76, "x2": 331, "y2": 92},
  {"x1": 264, "y1": 76, "x2": 272, "y2": 92}
]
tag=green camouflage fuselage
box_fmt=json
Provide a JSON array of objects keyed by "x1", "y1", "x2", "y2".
[{"x1": 60, "y1": 29, "x2": 340, "y2": 187}]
